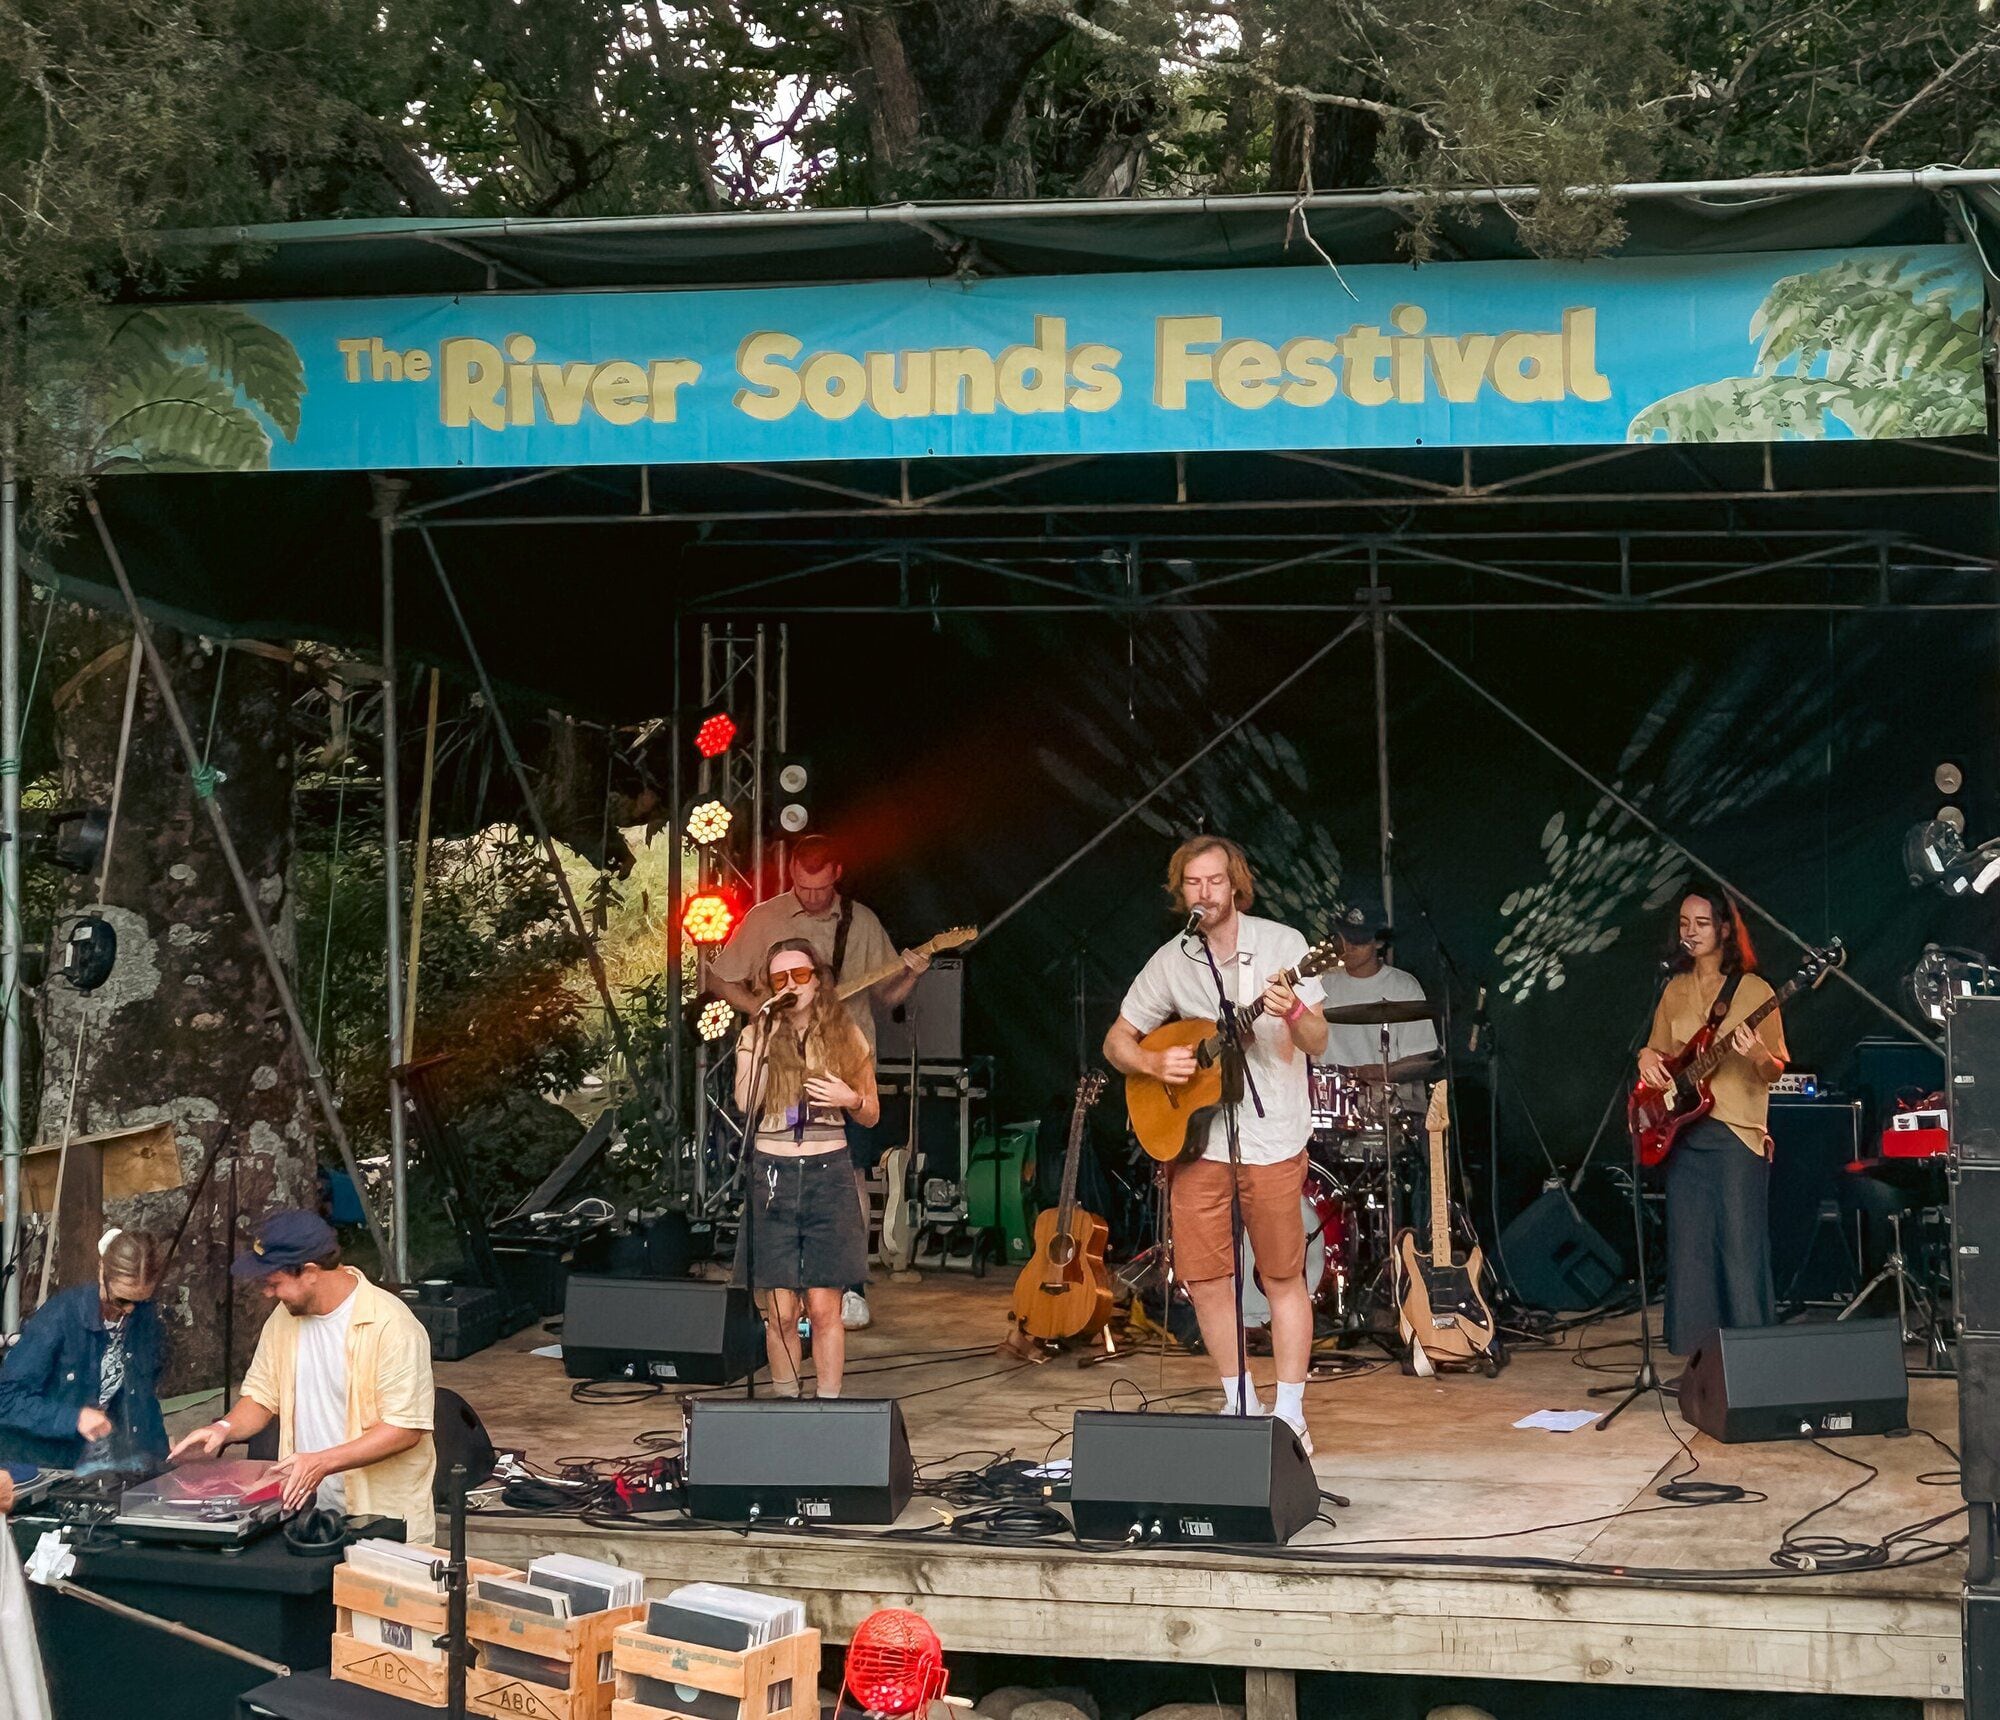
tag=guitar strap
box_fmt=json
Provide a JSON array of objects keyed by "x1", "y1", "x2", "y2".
[
  {"x1": 829, "y1": 895, "x2": 855, "y2": 982},
  {"x1": 1706, "y1": 971, "x2": 1745, "y2": 1032}
]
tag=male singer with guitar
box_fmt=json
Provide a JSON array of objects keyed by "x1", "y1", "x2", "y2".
[
  {"x1": 708, "y1": 834, "x2": 929, "y2": 1331},
  {"x1": 1103, "y1": 836, "x2": 1328, "y2": 1452},
  {"x1": 1637, "y1": 885, "x2": 1787, "y2": 1357}
]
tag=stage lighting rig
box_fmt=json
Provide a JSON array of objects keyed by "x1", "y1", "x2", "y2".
[
  {"x1": 681, "y1": 891, "x2": 738, "y2": 947},
  {"x1": 697, "y1": 999, "x2": 737, "y2": 1041},
  {"x1": 694, "y1": 712, "x2": 737, "y2": 759},
  {"x1": 686, "y1": 798, "x2": 732, "y2": 847},
  {"x1": 1905, "y1": 818, "x2": 2000, "y2": 897},
  {"x1": 1907, "y1": 943, "x2": 1999, "y2": 1025}
]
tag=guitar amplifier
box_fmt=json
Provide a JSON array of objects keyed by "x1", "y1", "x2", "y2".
[{"x1": 877, "y1": 958, "x2": 964, "y2": 1061}]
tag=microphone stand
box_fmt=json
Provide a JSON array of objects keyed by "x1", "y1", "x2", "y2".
[
  {"x1": 736, "y1": 998, "x2": 790, "y2": 1401},
  {"x1": 1589, "y1": 961, "x2": 1679, "y2": 1431},
  {"x1": 1188, "y1": 914, "x2": 1263, "y2": 1416}
]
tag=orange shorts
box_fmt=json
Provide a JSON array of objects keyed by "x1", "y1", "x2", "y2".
[{"x1": 1171, "y1": 1150, "x2": 1308, "y2": 1286}]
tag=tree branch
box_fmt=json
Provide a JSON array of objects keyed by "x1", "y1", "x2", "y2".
[{"x1": 1853, "y1": 27, "x2": 1999, "y2": 164}]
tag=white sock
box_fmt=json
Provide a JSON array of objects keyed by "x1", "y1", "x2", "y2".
[
  {"x1": 1220, "y1": 1375, "x2": 1265, "y2": 1415},
  {"x1": 1273, "y1": 1380, "x2": 1306, "y2": 1428}
]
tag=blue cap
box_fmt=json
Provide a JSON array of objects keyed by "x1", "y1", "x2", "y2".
[
  {"x1": 231, "y1": 1209, "x2": 338, "y2": 1278},
  {"x1": 1334, "y1": 887, "x2": 1388, "y2": 938}
]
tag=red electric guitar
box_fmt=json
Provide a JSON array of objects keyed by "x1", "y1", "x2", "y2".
[{"x1": 1627, "y1": 939, "x2": 1844, "y2": 1168}]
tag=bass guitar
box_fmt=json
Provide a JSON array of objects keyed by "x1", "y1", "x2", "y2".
[
  {"x1": 1125, "y1": 940, "x2": 1344, "y2": 1163},
  {"x1": 1628, "y1": 939, "x2": 1844, "y2": 1169},
  {"x1": 1393, "y1": 1081, "x2": 1500, "y2": 1376},
  {"x1": 1012, "y1": 1071, "x2": 1112, "y2": 1344},
  {"x1": 838, "y1": 926, "x2": 978, "y2": 1004}
]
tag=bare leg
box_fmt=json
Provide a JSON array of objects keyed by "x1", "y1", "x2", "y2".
[
  {"x1": 805, "y1": 1287, "x2": 845, "y2": 1395},
  {"x1": 763, "y1": 1288, "x2": 805, "y2": 1394},
  {"x1": 1183, "y1": 1275, "x2": 1252, "y2": 1398},
  {"x1": 1264, "y1": 1274, "x2": 1313, "y2": 1387}
]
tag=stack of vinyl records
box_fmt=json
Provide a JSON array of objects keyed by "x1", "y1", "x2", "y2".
[
  {"x1": 630, "y1": 1584, "x2": 810, "y2": 1714},
  {"x1": 473, "y1": 1554, "x2": 645, "y2": 1687}
]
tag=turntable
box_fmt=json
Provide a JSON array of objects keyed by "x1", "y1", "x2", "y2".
[{"x1": 111, "y1": 1458, "x2": 284, "y2": 1548}]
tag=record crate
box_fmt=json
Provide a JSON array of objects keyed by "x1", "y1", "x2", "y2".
[
  {"x1": 331, "y1": 1552, "x2": 521, "y2": 1708},
  {"x1": 467, "y1": 1591, "x2": 649, "y2": 1720},
  {"x1": 610, "y1": 1625, "x2": 822, "y2": 1720}
]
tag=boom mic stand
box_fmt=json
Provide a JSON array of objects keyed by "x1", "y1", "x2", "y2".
[
  {"x1": 1590, "y1": 961, "x2": 1679, "y2": 1431},
  {"x1": 1190, "y1": 912, "x2": 1263, "y2": 1415}
]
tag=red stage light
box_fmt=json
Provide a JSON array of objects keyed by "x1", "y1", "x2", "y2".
[
  {"x1": 695, "y1": 713, "x2": 737, "y2": 758},
  {"x1": 681, "y1": 892, "x2": 737, "y2": 946},
  {"x1": 844, "y1": 1609, "x2": 946, "y2": 1717}
]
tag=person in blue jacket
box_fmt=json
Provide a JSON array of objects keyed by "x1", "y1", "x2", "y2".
[{"x1": 0, "y1": 1228, "x2": 168, "y2": 1471}]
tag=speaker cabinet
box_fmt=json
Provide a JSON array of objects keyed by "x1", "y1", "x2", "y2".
[
  {"x1": 1970, "y1": 1585, "x2": 2000, "y2": 1720},
  {"x1": 1679, "y1": 1319, "x2": 1907, "y2": 1443},
  {"x1": 1767, "y1": 1097, "x2": 1863, "y2": 1302},
  {"x1": 1069, "y1": 1411, "x2": 1319, "y2": 1545},
  {"x1": 1962, "y1": 1335, "x2": 2000, "y2": 1503},
  {"x1": 561, "y1": 1275, "x2": 762, "y2": 1385},
  {"x1": 1958, "y1": 1167, "x2": 2000, "y2": 1334},
  {"x1": 1951, "y1": 997, "x2": 2000, "y2": 1165},
  {"x1": 1497, "y1": 1186, "x2": 1624, "y2": 1313},
  {"x1": 683, "y1": 1398, "x2": 914, "y2": 1525}
]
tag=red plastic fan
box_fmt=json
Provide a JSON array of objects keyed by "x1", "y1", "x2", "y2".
[{"x1": 844, "y1": 1609, "x2": 946, "y2": 1717}]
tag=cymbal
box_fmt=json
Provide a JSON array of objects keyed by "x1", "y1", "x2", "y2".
[{"x1": 1320, "y1": 999, "x2": 1438, "y2": 1026}]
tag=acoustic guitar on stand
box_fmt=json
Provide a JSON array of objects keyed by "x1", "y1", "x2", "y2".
[
  {"x1": 1627, "y1": 939, "x2": 1844, "y2": 1169},
  {"x1": 1393, "y1": 1081, "x2": 1501, "y2": 1377},
  {"x1": 1124, "y1": 941, "x2": 1344, "y2": 1163},
  {"x1": 1012, "y1": 1070, "x2": 1112, "y2": 1345}
]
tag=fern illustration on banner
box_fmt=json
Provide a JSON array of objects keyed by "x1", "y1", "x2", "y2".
[
  {"x1": 42, "y1": 306, "x2": 307, "y2": 474},
  {"x1": 1627, "y1": 254, "x2": 1982, "y2": 443}
]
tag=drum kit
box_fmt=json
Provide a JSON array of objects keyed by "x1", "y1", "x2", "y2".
[{"x1": 1239, "y1": 997, "x2": 1442, "y2": 1336}]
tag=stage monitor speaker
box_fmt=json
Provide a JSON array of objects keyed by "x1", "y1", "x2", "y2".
[
  {"x1": 1962, "y1": 1334, "x2": 2000, "y2": 1502},
  {"x1": 1951, "y1": 997, "x2": 2000, "y2": 1165},
  {"x1": 683, "y1": 1398, "x2": 914, "y2": 1525},
  {"x1": 560, "y1": 1274, "x2": 761, "y2": 1385},
  {"x1": 1069, "y1": 1411, "x2": 1319, "y2": 1545},
  {"x1": 1679, "y1": 1318, "x2": 1907, "y2": 1443},
  {"x1": 1496, "y1": 1186, "x2": 1623, "y2": 1312}
]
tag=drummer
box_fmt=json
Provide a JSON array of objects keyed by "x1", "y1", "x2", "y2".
[{"x1": 1320, "y1": 886, "x2": 1439, "y2": 1108}]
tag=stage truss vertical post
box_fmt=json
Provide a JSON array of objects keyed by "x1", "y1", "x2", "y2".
[
  {"x1": 1368, "y1": 546, "x2": 1394, "y2": 926},
  {"x1": 374, "y1": 480, "x2": 411, "y2": 1284},
  {"x1": 669, "y1": 608, "x2": 687, "y2": 1203},
  {"x1": 0, "y1": 457, "x2": 19, "y2": 1335},
  {"x1": 692, "y1": 626, "x2": 715, "y2": 1178}
]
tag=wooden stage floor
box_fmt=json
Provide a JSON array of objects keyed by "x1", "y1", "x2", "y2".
[{"x1": 439, "y1": 1274, "x2": 1967, "y2": 1709}]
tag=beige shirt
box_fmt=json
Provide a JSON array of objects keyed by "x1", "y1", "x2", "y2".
[
  {"x1": 707, "y1": 891, "x2": 898, "y2": 1051},
  {"x1": 241, "y1": 1269, "x2": 437, "y2": 1544},
  {"x1": 1648, "y1": 970, "x2": 1788, "y2": 1155}
]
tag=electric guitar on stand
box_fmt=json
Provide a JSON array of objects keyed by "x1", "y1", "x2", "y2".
[
  {"x1": 1394, "y1": 1082, "x2": 1501, "y2": 1377},
  {"x1": 1012, "y1": 1071, "x2": 1112, "y2": 1345},
  {"x1": 1627, "y1": 939, "x2": 1844, "y2": 1169},
  {"x1": 1124, "y1": 940, "x2": 1344, "y2": 1162}
]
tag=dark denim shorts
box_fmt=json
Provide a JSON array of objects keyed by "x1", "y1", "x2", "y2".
[{"x1": 736, "y1": 1148, "x2": 867, "y2": 1291}]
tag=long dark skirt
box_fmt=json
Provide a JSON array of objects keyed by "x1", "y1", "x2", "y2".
[{"x1": 1664, "y1": 1116, "x2": 1775, "y2": 1357}]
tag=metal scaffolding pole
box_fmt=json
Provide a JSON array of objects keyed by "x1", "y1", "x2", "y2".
[
  {"x1": 0, "y1": 460, "x2": 19, "y2": 1335},
  {"x1": 374, "y1": 480, "x2": 411, "y2": 1283},
  {"x1": 1369, "y1": 549, "x2": 1393, "y2": 928}
]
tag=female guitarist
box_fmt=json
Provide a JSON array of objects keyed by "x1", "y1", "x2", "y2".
[
  {"x1": 734, "y1": 939, "x2": 881, "y2": 1398},
  {"x1": 1636, "y1": 885, "x2": 1787, "y2": 1357}
]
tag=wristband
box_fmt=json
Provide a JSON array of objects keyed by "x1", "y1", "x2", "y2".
[
  {"x1": 213, "y1": 1417, "x2": 233, "y2": 1439},
  {"x1": 1284, "y1": 999, "x2": 1307, "y2": 1024}
]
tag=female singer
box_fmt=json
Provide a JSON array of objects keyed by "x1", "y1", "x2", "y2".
[
  {"x1": 1637, "y1": 885, "x2": 1788, "y2": 1356},
  {"x1": 733, "y1": 939, "x2": 880, "y2": 1398}
]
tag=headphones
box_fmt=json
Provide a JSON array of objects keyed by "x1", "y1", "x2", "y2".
[{"x1": 283, "y1": 1505, "x2": 352, "y2": 1557}]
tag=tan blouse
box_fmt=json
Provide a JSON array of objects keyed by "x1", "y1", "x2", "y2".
[
  {"x1": 1647, "y1": 969, "x2": 1788, "y2": 1155},
  {"x1": 737, "y1": 1016, "x2": 880, "y2": 1156}
]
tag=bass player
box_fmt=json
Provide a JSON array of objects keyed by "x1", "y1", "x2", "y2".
[
  {"x1": 1102, "y1": 835, "x2": 1328, "y2": 1452},
  {"x1": 1637, "y1": 884, "x2": 1787, "y2": 1357}
]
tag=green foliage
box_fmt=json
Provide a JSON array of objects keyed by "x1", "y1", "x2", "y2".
[{"x1": 1629, "y1": 254, "x2": 1985, "y2": 443}]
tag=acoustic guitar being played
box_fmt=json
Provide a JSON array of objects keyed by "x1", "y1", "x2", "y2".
[
  {"x1": 1124, "y1": 940, "x2": 1344, "y2": 1163},
  {"x1": 1012, "y1": 1071, "x2": 1112, "y2": 1345}
]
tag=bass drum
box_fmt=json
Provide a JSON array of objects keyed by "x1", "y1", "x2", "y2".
[{"x1": 1238, "y1": 1163, "x2": 1350, "y2": 1327}]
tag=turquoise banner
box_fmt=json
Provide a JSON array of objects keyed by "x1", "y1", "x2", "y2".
[{"x1": 88, "y1": 245, "x2": 1985, "y2": 472}]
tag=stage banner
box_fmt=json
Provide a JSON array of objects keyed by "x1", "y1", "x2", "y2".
[{"x1": 87, "y1": 244, "x2": 1985, "y2": 472}]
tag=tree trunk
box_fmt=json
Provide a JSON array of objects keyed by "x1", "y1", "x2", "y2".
[{"x1": 35, "y1": 608, "x2": 315, "y2": 1396}]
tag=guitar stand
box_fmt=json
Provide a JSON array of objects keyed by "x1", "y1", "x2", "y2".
[
  {"x1": 1074, "y1": 1325, "x2": 1122, "y2": 1369},
  {"x1": 1000, "y1": 1319, "x2": 1055, "y2": 1364}
]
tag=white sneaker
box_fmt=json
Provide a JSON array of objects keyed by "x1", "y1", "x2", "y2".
[
  {"x1": 841, "y1": 1290, "x2": 872, "y2": 1330},
  {"x1": 1279, "y1": 1411, "x2": 1314, "y2": 1457},
  {"x1": 1220, "y1": 1386, "x2": 1267, "y2": 1417}
]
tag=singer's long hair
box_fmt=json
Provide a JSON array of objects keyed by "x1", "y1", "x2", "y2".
[
  {"x1": 751, "y1": 939, "x2": 871, "y2": 1128},
  {"x1": 1666, "y1": 882, "x2": 1757, "y2": 977}
]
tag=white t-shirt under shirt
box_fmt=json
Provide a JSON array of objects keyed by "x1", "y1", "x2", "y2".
[
  {"x1": 1319, "y1": 964, "x2": 1438, "y2": 1070},
  {"x1": 292, "y1": 1288, "x2": 357, "y2": 1513},
  {"x1": 1117, "y1": 913, "x2": 1325, "y2": 1166}
]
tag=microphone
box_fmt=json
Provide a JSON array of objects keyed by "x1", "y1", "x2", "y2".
[
  {"x1": 1183, "y1": 907, "x2": 1208, "y2": 939},
  {"x1": 758, "y1": 991, "x2": 798, "y2": 1015},
  {"x1": 1658, "y1": 938, "x2": 1693, "y2": 974}
]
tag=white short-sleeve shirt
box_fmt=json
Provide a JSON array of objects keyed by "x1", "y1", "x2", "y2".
[
  {"x1": 1117, "y1": 913, "x2": 1324, "y2": 1165},
  {"x1": 1319, "y1": 964, "x2": 1439, "y2": 1070}
]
